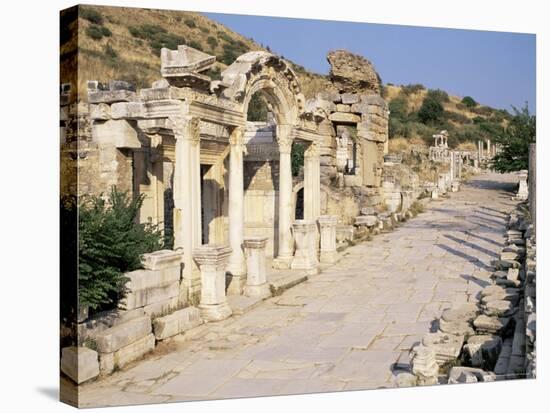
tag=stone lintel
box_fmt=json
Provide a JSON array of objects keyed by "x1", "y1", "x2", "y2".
[{"x1": 88, "y1": 89, "x2": 137, "y2": 104}]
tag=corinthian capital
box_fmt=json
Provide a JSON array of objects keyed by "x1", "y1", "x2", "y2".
[
  {"x1": 169, "y1": 115, "x2": 200, "y2": 144},
  {"x1": 304, "y1": 140, "x2": 321, "y2": 159},
  {"x1": 229, "y1": 126, "x2": 245, "y2": 146}
]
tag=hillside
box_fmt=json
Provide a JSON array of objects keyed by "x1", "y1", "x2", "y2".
[{"x1": 60, "y1": 5, "x2": 509, "y2": 149}]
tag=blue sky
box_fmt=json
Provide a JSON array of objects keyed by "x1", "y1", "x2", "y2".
[{"x1": 204, "y1": 12, "x2": 536, "y2": 112}]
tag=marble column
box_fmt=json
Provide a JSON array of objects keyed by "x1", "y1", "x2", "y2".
[
  {"x1": 172, "y1": 115, "x2": 202, "y2": 301},
  {"x1": 243, "y1": 236, "x2": 271, "y2": 299},
  {"x1": 193, "y1": 244, "x2": 233, "y2": 321},
  {"x1": 304, "y1": 141, "x2": 321, "y2": 222},
  {"x1": 291, "y1": 220, "x2": 319, "y2": 275},
  {"x1": 318, "y1": 215, "x2": 338, "y2": 264},
  {"x1": 226, "y1": 126, "x2": 247, "y2": 294},
  {"x1": 273, "y1": 125, "x2": 294, "y2": 269}
]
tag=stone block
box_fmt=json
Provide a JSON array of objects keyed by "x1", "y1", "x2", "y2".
[
  {"x1": 142, "y1": 250, "x2": 183, "y2": 271},
  {"x1": 142, "y1": 296, "x2": 180, "y2": 318},
  {"x1": 77, "y1": 308, "x2": 146, "y2": 343},
  {"x1": 473, "y1": 315, "x2": 511, "y2": 335},
  {"x1": 122, "y1": 280, "x2": 180, "y2": 310},
  {"x1": 441, "y1": 303, "x2": 479, "y2": 323},
  {"x1": 484, "y1": 299, "x2": 514, "y2": 317},
  {"x1": 341, "y1": 93, "x2": 360, "y2": 104},
  {"x1": 153, "y1": 307, "x2": 202, "y2": 340},
  {"x1": 95, "y1": 316, "x2": 152, "y2": 353},
  {"x1": 126, "y1": 268, "x2": 181, "y2": 291},
  {"x1": 328, "y1": 112, "x2": 361, "y2": 123},
  {"x1": 89, "y1": 103, "x2": 111, "y2": 120},
  {"x1": 422, "y1": 332, "x2": 464, "y2": 364},
  {"x1": 465, "y1": 335, "x2": 502, "y2": 368},
  {"x1": 354, "y1": 215, "x2": 378, "y2": 227},
  {"x1": 61, "y1": 346, "x2": 99, "y2": 384},
  {"x1": 439, "y1": 318, "x2": 474, "y2": 337},
  {"x1": 336, "y1": 103, "x2": 351, "y2": 112},
  {"x1": 448, "y1": 367, "x2": 496, "y2": 384},
  {"x1": 99, "y1": 334, "x2": 155, "y2": 374},
  {"x1": 88, "y1": 89, "x2": 137, "y2": 104},
  {"x1": 92, "y1": 119, "x2": 141, "y2": 149},
  {"x1": 111, "y1": 102, "x2": 145, "y2": 119}
]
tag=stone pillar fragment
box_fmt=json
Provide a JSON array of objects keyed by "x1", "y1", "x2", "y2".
[
  {"x1": 318, "y1": 215, "x2": 338, "y2": 264},
  {"x1": 273, "y1": 127, "x2": 294, "y2": 269},
  {"x1": 226, "y1": 126, "x2": 247, "y2": 294},
  {"x1": 243, "y1": 236, "x2": 270, "y2": 299},
  {"x1": 193, "y1": 245, "x2": 232, "y2": 321},
  {"x1": 291, "y1": 220, "x2": 319, "y2": 275}
]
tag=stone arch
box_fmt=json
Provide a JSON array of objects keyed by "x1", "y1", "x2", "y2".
[
  {"x1": 220, "y1": 51, "x2": 305, "y2": 127},
  {"x1": 220, "y1": 52, "x2": 314, "y2": 267}
]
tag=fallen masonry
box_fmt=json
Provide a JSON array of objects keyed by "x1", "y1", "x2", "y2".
[{"x1": 409, "y1": 199, "x2": 536, "y2": 384}]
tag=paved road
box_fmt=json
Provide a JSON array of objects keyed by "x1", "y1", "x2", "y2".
[{"x1": 79, "y1": 173, "x2": 518, "y2": 407}]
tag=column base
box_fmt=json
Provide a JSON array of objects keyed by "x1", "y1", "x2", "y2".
[
  {"x1": 244, "y1": 283, "x2": 271, "y2": 299},
  {"x1": 291, "y1": 258, "x2": 319, "y2": 275},
  {"x1": 199, "y1": 301, "x2": 232, "y2": 322},
  {"x1": 183, "y1": 270, "x2": 202, "y2": 306},
  {"x1": 226, "y1": 274, "x2": 246, "y2": 295},
  {"x1": 319, "y1": 251, "x2": 339, "y2": 264},
  {"x1": 273, "y1": 255, "x2": 293, "y2": 270}
]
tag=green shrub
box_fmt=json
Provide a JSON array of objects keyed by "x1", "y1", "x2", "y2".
[
  {"x1": 78, "y1": 187, "x2": 163, "y2": 311},
  {"x1": 472, "y1": 105, "x2": 494, "y2": 116},
  {"x1": 461, "y1": 96, "x2": 477, "y2": 108},
  {"x1": 80, "y1": 7, "x2": 104, "y2": 25},
  {"x1": 417, "y1": 96, "x2": 445, "y2": 124},
  {"x1": 100, "y1": 26, "x2": 112, "y2": 37},
  {"x1": 492, "y1": 104, "x2": 536, "y2": 172},
  {"x1": 200, "y1": 26, "x2": 210, "y2": 34},
  {"x1": 86, "y1": 25, "x2": 104, "y2": 41},
  {"x1": 388, "y1": 96, "x2": 408, "y2": 120},
  {"x1": 104, "y1": 44, "x2": 117, "y2": 60},
  {"x1": 189, "y1": 40, "x2": 202, "y2": 51},
  {"x1": 427, "y1": 88, "x2": 450, "y2": 103},
  {"x1": 207, "y1": 36, "x2": 218, "y2": 49},
  {"x1": 218, "y1": 31, "x2": 233, "y2": 43},
  {"x1": 206, "y1": 66, "x2": 222, "y2": 80},
  {"x1": 128, "y1": 24, "x2": 185, "y2": 56},
  {"x1": 400, "y1": 83, "x2": 425, "y2": 95},
  {"x1": 184, "y1": 18, "x2": 197, "y2": 28},
  {"x1": 444, "y1": 110, "x2": 471, "y2": 124}
]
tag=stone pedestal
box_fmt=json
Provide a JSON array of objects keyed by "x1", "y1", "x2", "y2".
[
  {"x1": 291, "y1": 220, "x2": 319, "y2": 274},
  {"x1": 193, "y1": 245, "x2": 233, "y2": 321},
  {"x1": 516, "y1": 170, "x2": 529, "y2": 200},
  {"x1": 243, "y1": 236, "x2": 271, "y2": 299},
  {"x1": 318, "y1": 215, "x2": 338, "y2": 264}
]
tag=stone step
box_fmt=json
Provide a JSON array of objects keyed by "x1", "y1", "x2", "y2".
[
  {"x1": 269, "y1": 271, "x2": 308, "y2": 296},
  {"x1": 227, "y1": 295, "x2": 265, "y2": 315}
]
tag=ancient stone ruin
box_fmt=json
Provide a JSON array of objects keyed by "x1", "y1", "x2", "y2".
[{"x1": 60, "y1": 45, "x2": 516, "y2": 385}]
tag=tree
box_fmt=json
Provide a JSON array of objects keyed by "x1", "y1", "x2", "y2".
[
  {"x1": 491, "y1": 104, "x2": 535, "y2": 172},
  {"x1": 77, "y1": 187, "x2": 163, "y2": 312},
  {"x1": 418, "y1": 96, "x2": 444, "y2": 125},
  {"x1": 462, "y1": 96, "x2": 477, "y2": 108}
]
